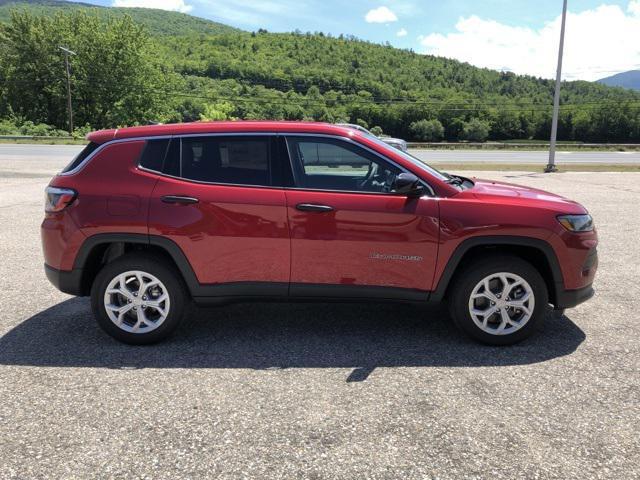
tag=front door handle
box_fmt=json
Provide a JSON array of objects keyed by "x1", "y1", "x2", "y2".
[
  {"x1": 296, "y1": 203, "x2": 334, "y2": 213},
  {"x1": 161, "y1": 195, "x2": 199, "y2": 205}
]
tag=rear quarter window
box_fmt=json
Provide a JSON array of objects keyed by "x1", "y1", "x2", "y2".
[{"x1": 61, "y1": 142, "x2": 100, "y2": 174}]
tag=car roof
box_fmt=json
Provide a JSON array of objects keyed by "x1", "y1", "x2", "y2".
[{"x1": 87, "y1": 121, "x2": 357, "y2": 144}]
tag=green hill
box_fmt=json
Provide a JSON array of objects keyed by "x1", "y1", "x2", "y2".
[
  {"x1": 0, "y1": 0, "x2": 240, "y2": 35},
  {"x1": 155, "y1": 31, "x2": 640, "y2": 142},
  {"x1": 0, "y1": 1, "x2": 639, "y2": 142}
]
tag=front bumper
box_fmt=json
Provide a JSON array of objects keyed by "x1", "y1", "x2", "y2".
[
  {"x1": 555, "y1": 284, "x2": 594, "y2": 310},
  {"x1": 44, "y1": 264, "x2": 84, "y2": 296}
]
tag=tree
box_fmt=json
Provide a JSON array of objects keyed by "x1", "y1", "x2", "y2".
[
  {"x1": 571, "y1": 110, "x2": 592, "y2": 141},
  {"x1": 461, "y1": 118, "x2": 491, "y2": 142},
  {"x1": 355, "y1": 118, "x2": 369, "y2": 129},
  {"x1": 491, "y1": 110, "x2": 522, "y2": 139},
  {"x1": 200, "y1": 102, "x2": 235, "y2": 121},
  {"x1": 0, "y1": 10, "x2": 170, "y2": 129},
  {"x1": 409, "y1": 119, "x2": 444, "y2": 141},
  {"x1": 370, "y1": 125, "x2": 383, "y2": 136},
  {"x1": 1, "y1": 6, "x2": 640, "y2": 141}
]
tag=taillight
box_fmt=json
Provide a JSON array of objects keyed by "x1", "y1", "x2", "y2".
[{"x1": 45, "y1": 186, "x2": 77, "y2": 213}]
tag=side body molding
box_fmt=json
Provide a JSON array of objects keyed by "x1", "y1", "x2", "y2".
[{"x1": 71, "y1": 233, "x2": 566, "y2": 306}]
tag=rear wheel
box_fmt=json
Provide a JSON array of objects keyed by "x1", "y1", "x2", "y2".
[
  {"x1": 448, "y1": 255, "x2": 548, "y2": 345},
  {"x1": 91, "y1": 253, "x2": 188, "y2": 344}
]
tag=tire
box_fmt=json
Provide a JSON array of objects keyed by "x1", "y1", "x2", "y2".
[
  {"x1": 90, "y1": 252, "x2": 188, "y2": 345},
  {"x1": 448, "y1": 255, "x2": 548, "y2": 346}
]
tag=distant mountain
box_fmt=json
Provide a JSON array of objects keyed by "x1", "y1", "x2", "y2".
[
  {"x1": 0, "y1": 0, "x2": 240, "y2": 36},
  {"x1": 597, "y1": 70, "x2": 640, "y2": 91}
]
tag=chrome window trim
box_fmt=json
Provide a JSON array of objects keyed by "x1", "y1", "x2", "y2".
[
  {"x1": 58, "y1": 131, "x2": 435, "y2": 197},
  {"x1": 58, "y1": 132, "x2": 279, "y2": 177}
]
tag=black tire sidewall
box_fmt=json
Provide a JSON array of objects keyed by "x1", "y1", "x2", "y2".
[
  {"x1": 449, "y1": 256, "x2": 548, "y2": 346},
  {"x1": 91, "y1": 254, "x2": 187, "y2": 345}
]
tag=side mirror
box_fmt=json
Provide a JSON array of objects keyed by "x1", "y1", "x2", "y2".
[{"x1": 393, "y1": 172, "x2": 424, "y2": 197}]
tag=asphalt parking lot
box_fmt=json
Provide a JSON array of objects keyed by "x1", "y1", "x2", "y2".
[{"x1": 0, "y1": 151, "x2": 638, "y2": 479}]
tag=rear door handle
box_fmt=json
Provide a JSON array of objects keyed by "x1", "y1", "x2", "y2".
[
  {"x1": 296, "y1": 203, "x2": 334, "y2": 212},
  {"x1": 161, "y1": 195, "x2": 199, "y2": 205}
]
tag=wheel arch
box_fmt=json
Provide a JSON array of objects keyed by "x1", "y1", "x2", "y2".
[
  {"x1": 430, "y1": 236, "x2": 564, "y2": 306},
  {"x1": 74, "y1": 234, "x2": 200, "y2": 296}
]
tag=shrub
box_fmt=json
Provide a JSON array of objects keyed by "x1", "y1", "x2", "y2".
[
  {"x1": 370, "y1": 126, "x2": 383, "y2": 136},
  {"x1": 0, "y1": 119, "x2": 20, "y2": 135},
  {"x1": 461, "y1": 118, "x2": 491, "y2": 142},
  {"x1": 72, "y1": 124, "x2": 93, "y2": 139},
  {"x1": 409, "y1": 119, "x2": 445, "y2": 141}
]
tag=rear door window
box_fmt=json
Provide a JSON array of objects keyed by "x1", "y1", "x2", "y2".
[
  {"x1": 138, "y1": 139, "x2": 169, "y2": 172},
  {"x1": 178, "y1": 136, "x2": 273, "y2": 187}
]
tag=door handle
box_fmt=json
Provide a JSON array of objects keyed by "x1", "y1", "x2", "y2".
[
  {"x1": 295, "y1": 203, "x2": 334, "y2": 212},
  {"x1": 161, "y1": 195, "x2": 199, "y2": 205}
]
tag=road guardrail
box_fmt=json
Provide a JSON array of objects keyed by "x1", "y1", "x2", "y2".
[
  {"x1": 0, "y1": 135, "x2": 75, "y2": 141},
  {"x1": 408, "y1": 142, "x2": 640, "y2": 149}
]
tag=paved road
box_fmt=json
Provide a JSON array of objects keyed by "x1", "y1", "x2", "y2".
[
  {"x1": 410, "y1": 149, "x2": 640, "y2": 164},
  {"x1": 0, "y1": 156, "x2": 639, "y2": 478},
  {"x1": 1, "y1": 143, "x2": 639, "y2": 165}
]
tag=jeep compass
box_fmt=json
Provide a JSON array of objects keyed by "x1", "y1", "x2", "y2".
[{"x1": 41, "y1": 121, "x2": 598, "y2": 345}]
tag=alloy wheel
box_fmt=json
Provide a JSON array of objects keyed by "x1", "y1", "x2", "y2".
[
  {"x1": 468, "y1": 272, "x2": 535, "y2": 336},
  {"x1": 103, "y1": 270, "x2": 170, "y2": 334}
]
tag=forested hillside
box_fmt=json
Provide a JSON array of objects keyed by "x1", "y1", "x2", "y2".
[
  {"x1": 0, "y1": 3, "x2": 639, "y2": 142},
  {"x1": 0, "y1": 0, "x2": 239, "y2": 36}
]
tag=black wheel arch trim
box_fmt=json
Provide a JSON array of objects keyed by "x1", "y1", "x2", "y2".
[
  {"x1": 428, "y1": 235, "x2": 565, "y2": 304},
  {"x1": 72, "y1": 233, "x2": 205, "y2": 296}
]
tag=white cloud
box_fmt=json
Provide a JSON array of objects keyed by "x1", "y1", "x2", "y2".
[
  {"x1": 365, "y1": 6, "x2": 398, "y2": 24},
  {"x1": 112, "y1": 0, "x2": 193, "y2": 13},
  {"x1": 396, "y1": 28, "x2": 408, "y2": 37},
  {"x1": 188, "y1": 0, "x2": 315, "y2": 29},
  {"x1": 420, "y1": 2, "x2": 640, "y2": 81}
]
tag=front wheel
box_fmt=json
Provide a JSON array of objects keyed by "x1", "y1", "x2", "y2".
[
  {"x1": 448, "y1": 255, "x2": 548, "y2": 345},
  {"x1": 90, "y1": 253, "x2": 188, "y2": 345}
]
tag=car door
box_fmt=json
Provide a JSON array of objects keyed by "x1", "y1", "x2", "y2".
[
  {"x1": 147, "y1": 134, "x2": 290, "y2": 296},
  {"x1": 283, "y1": 135, "x2": 440, "y2": 298}
]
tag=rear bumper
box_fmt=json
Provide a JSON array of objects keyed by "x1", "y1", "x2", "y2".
[
  {"x1": 44, "y1": 264, "x2": 84, "y2": 296},
  {"x1": 555, "y1": 284, "x2": 594, "y2": 310}
]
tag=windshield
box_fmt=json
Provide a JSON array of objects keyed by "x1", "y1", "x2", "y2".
[
  {"x1": 365, "y1": 135, "x2": 449, "y2": 182},
  {"x1": 337, "y1": 123, "x2": 373, "y2": 136}
]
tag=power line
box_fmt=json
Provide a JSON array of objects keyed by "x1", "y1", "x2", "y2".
[
  {"x1": 2, "y1": 75, "x2": 640, "y2": 113},
  {"x1": 4, "y1": 78, "x2": 639, "y2": 110}
]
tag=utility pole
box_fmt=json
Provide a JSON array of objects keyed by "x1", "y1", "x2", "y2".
[
  {"x1": 545, "y1": 0, "x2": 568, "y2": 173},
  {"x1": 59, "y1": 46, "x2": 77, "y2": 136}
]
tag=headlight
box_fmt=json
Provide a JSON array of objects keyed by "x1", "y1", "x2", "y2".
[{"x1": 557, "y1": 214, "x2": 594, "y2": 232}]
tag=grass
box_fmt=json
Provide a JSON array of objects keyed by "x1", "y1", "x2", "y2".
[
  {"x1": 409, "y1": 142, "x2": 640, "y2": 152},
  {"x1": 0, "y1": 138, "x2": 88, "y2": 145},
  {"x1": 429, "y1": 163, "x2": 640, "y2": 172}
]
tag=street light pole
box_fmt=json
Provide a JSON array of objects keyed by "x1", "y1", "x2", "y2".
[
  {"x1": 545, "y1": 0, "x2": 568, "y2": 173},
  {"x1": 58, "y1": 46, "x2": 77, "y2": 136}
]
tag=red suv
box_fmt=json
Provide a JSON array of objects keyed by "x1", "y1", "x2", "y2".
[{"x1": 41, "y1": 122, "x2": 598, "y2": 345}]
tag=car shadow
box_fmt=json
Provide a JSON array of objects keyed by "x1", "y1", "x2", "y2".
[{"x1": 0, "y1": 298, "x2": 586, "y2": 382}]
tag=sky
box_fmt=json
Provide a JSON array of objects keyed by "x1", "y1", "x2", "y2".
[{"x1": 73, "y1": 0, "x2": 640, "y2": 81}]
